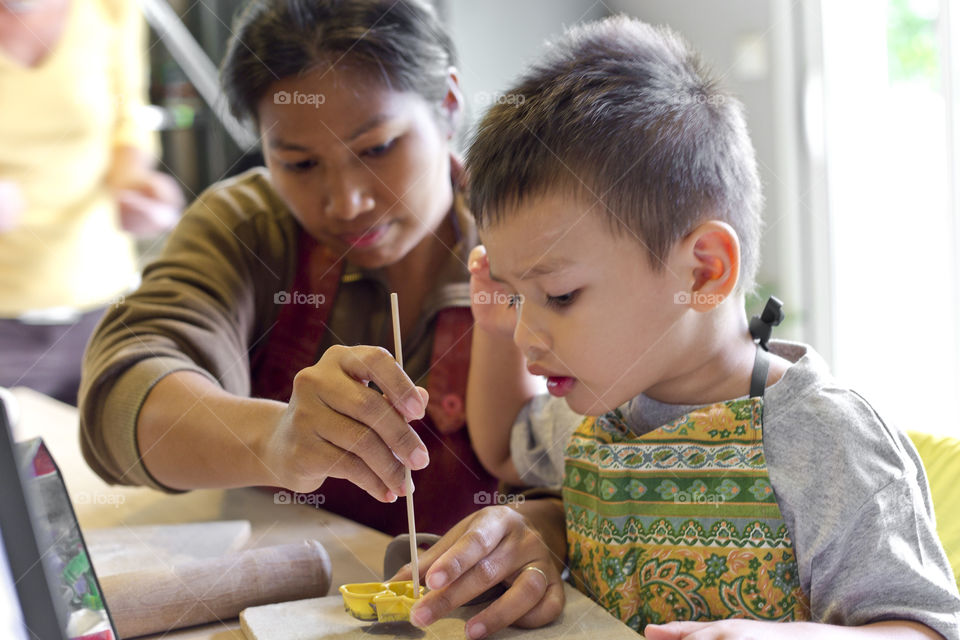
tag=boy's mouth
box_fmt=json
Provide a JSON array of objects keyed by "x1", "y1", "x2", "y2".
[
  {"x1": 527, "y1": 365, "x2": 576, "y2": 397},
  {"x1": 545, "y1": 376, "x2": 576, "y2": 397}
]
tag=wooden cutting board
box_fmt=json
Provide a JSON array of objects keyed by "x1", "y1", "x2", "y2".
[{"x1": 239, "y1": 583, "x2": 642, "y2": 639}]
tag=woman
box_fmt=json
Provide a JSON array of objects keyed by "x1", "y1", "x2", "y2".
[
  {"x1": 0, "y1": 0, "x2": 182, "y2": 405},
  {"x1": 79, "y1": 0, "x2": 499, "y2": 535}
]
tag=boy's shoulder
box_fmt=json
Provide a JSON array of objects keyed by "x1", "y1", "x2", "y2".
[{"x1": 762, "y1": 339, "x2": 925, "y2": 514}]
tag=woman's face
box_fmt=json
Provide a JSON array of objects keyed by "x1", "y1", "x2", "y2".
[{"x1": 257, "y1": 63, "x2": 458, "y2": 269}]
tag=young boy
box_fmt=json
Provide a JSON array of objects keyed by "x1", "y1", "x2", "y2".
[{"x1": 396, "y1": 14, "x2": 960, "y2": 640}]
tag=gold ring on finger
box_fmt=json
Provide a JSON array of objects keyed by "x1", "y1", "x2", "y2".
[{"x1": 522, "y1": 565, "x2": 548, "y2": 585}]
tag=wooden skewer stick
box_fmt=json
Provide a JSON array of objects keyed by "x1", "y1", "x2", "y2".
[{"x1": 390, "y1": 292, "x2": 420, "y2": 599}]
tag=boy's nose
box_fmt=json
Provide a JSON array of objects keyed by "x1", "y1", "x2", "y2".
[{"x1": 513, "y1": 308, "x2": 551, "y2": 359}]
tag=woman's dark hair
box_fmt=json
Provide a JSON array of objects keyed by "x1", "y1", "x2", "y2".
[{"x1": 221, "y1": 0, "x2": 457, "y2": 124}]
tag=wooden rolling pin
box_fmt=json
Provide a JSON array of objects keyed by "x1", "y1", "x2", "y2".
[{"x1": 100, "y1": 540, "x2": 331, "y2": 638}]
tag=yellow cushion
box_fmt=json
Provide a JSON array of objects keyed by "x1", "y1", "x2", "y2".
[{"x1": 908, "y1": 431, "x2": 960, "y2": 587}]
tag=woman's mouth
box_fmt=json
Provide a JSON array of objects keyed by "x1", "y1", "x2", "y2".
[{"x1": 339, "y1": 224, "x2": 389, "y2": 248}]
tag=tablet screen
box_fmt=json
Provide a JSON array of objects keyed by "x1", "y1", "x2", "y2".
[{"x1": 17, "y1": 439, "x2": 117, "y2": 640}]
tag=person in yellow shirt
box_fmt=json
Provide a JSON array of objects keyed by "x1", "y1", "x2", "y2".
[{"x1": 0, "y1": 0, "x2": 183, "y2": 404}]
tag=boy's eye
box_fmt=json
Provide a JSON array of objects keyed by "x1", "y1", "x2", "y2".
[
  {"x1": 283, "y1": 158, "x2": 317, "y2": 172},
  {"x1": 361, "y1": 138, "x2": 397, "y2": 159},
  {"x1": 545, "y1": 290, "x2": 579, "y2": 309}
]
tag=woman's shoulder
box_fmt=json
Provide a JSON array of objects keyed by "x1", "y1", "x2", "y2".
[
  {"x1": 159, "y1": 168, "x2": 299, "y2": 278},
  {"x1": 185, "y1": 167, "x2": 294, "y2": 230}
]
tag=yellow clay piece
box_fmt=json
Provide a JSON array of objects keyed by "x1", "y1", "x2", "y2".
[
  {"x1": 339, "y1": 582, "x2": 391, "y2": 621},
  {"x1": 339, "y1": 580, "x2": 425, "y2": 623}
]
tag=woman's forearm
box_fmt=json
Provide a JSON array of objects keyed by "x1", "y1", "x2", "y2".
[
  {"x1": 466, "y1": 326, "x2": 540, "y2": 484},
  {"x1": 136, "y1": 370, "x2": 285, "y2": 490}
]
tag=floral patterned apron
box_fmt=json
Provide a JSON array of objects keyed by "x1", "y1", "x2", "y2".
[{"x1": 563, "y1": 344, "x2": 810, "y2": 631}]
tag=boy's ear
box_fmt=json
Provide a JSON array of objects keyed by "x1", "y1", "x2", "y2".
[
  {"x1": 440, "y1": 67, "x2": 464, "y2": 138},
  {"x1": 677, "y1": 220, "x2": 741, "y2": 312}
]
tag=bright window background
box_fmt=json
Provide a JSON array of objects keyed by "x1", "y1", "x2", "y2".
[{"x1": 822, "y1": 0, "x2": 956, "y2": 435}]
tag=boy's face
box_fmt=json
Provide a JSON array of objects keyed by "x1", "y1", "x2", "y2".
[{"x1": 482, "y1": 194, "x2": 688, "y2": 416}]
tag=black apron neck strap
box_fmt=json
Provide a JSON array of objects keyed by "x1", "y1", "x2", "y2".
[
  {"x1": 748, "y1": 296, "x2": 785, "y2": 399},
  {"x1": 750, "y1": 346, "x2": 771, "y2": 398}
]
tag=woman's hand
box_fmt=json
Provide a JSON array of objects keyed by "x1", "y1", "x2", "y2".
[
  {"x1": 107, "y1": 145, "x2": 184, "y2": 236},
  {"x1": 390, "y1": 500, "x2": 567, "y2": 639},
  {"x1": 0, "y1": 180, "x2": 24, "y2": 232},
  {"x1": 114, "y1": 169, "x2": 184, "y2": 236},
  {"x1": 261, "y1": 344, "x2": 431, "y2": 501},
  {"x1": 469, "y1": 245, "x2": 520, "y2": 338}
]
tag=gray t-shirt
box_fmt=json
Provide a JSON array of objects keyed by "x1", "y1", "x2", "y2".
[{"x1": 511, "y1": 340, "x2": 960, "y2": 637}]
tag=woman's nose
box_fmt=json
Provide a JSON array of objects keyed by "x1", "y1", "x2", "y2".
[{"x1": 323, "y1": 172, "x2": 374, "y2": 220}]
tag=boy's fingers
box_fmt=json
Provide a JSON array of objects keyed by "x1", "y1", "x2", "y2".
[
  {"x1": 389, "y1": 517, "x2": 462, "y2": 583},
  {"x1": 468, "y1": 245, "x2": 487, "y2": 269},
  {"x1": 424, "y1": 514, "x2": 510, "y2": 590},
  {"x1": 512, "y1": 580, "x2": 564, "y2": 628},
  {"x1": 464, "y1": 571, "x2": 562, "y2": 638},
  {"x1": 411, "y1": 543, "x2": 517, "y2": 628},
  {"x1": 388, "y1": 563, "x2": 410, "y2": 582},
  {"x1": 643, "y1": 621, "x2": 711, "y2": 639}
]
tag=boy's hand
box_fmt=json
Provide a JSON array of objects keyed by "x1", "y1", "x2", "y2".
[
  {"x1": 469, "y1": 245, "x2": 519, "y2": 338},
  {"x1": 644, "y1": 620, "x2": 941, "y2": 639},
  {"x1": 390, "y1": 504, "x2": 565, "y2": 639},
  {"x1": 646, "y1": 620, "x2": 811, "y2": 639}
]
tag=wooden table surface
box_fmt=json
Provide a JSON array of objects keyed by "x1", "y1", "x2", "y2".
[
  {"x1": 9, "y1": 387, "x2": 641, "y2": 640},
  {"x1": 9, "y1": 387, "x2": 391, "y2": 640}
]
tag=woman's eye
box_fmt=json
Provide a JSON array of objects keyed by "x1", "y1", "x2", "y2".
[
  {"x1": 284, "y1": 159, "x2": 317, "y2": 172},
  {"x1": 361, "y1": 138, "x2": 396, "y2": 159},
  {"x1": 545, "y1": 290, "x2": 579, "y2": 309}
]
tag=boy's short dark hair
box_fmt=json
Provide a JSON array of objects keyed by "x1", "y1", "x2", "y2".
[{"x1": 467, "y1": 15, "x2": 763, "y2": 291}]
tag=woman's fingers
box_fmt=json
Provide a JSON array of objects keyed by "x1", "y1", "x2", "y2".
[
  {"x1": 306, "y1": 345, "x2": 430, "y2": 470},
  {"x1": 0, "y1": 180, "x2": 24, "y2": 232},
  {"x1": 304, "y1": 438, "x2": 396, "y2": 502},
  {"x1": 276, "y1": 343, "x2": 434, "y2": 497},
  {"x1": 303, "y1": 390, "x2": 411, "y2": 497}
]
